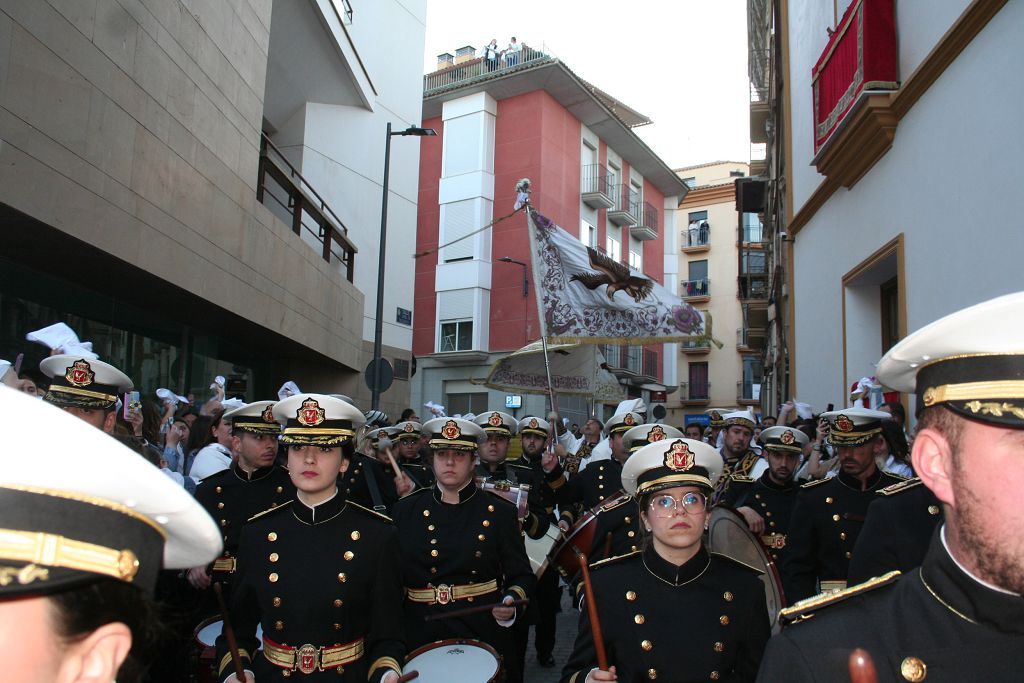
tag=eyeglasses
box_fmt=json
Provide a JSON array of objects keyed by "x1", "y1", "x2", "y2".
[{"x1": 647, "y1": 492, "x2": 708, "y2": 517}]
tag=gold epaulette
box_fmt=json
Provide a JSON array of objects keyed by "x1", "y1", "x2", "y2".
[
  {"x1": 347, "y1": 500, "x2": 393, "y2": 523},
  {"x1": 799, "y1": 477, "x2": 832, "y2": 489},
  {"x1": 884, "y1": 472, "x2": 911, "y2": 482},
  {"x1": 590, "y1": 549, "x2": 641, "y2": 570},
  {"x1": 730, "y1": 474, "x2": 755, "y2": 483},
  {"x1": 247, "y1": 500, "x2": 292, "y2": 522},
  {"x1": 779, "y1": 571, "x2": 901, "y2": 625},
  {"x1": 599, "y1": 495, "x2": 633, "y2": 512},
  {"x1": 878, "y1": 477, "x2": 923, "y2": 496}
]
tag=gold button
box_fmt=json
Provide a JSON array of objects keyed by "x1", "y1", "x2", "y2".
[
  {"x1": 423, "y1": 510, "x2": 430, "y2": 517},
  {"x1": 275, "y1": 620, "x2": 284, "y2": 630},
  {"x1": 719, "y1": 615, "x2": 729, "y2": 625},
  {"x1": 283, "y1": 671, "x2": 291, "y2": 679},
  {"x1": 714, "y1": 641, "x2": 724, "y2": 652},
  {"x1": 710, "y1": 672, "x2": 720, "y2": 681},
  {"x1": 269, "y1": 553, "x2": 279, "y2": 562},
  {"x1": 475, "y1": 551, "x2": 482, "y2": 558},
  {"x1": 598, "y1": 484, "x2": 604, "y2": 489},
  {"x1": 217, "y1": 502, "x2": 225, "y2": 509},
  {"x1": 334, "y1": 599, "x2": 342, "y2": 607},
  {"x1": 333, "y1": 623, "x2": 341, "y2": 630},
  {"x1": 765, "y1": 511, "x2": 772, "y2": 517},
  {"x1": 901, "y1": 656, "x2": 927, "y2": 682},
  {"x1": 276, "y1": 486, "x2": 284, "y2": 493},
  {"x1": 599, "y1": 496, "x2": 605, "y2": 501},
  {"x1": 626, "y1": 591, "x2": 637, "y2": 601},
  {"x1": 467, "y1": 596, "x2": 474, "y2": 602},
  {"x1": 832, "y1": 514, "x2": 840, "y2": 522},
  {"x1": 624, "y1": 516, "x2": 631, "y2": 524},
  {"x1": 845, "y1": 551, "x2": 852, "y2": 559},
  {"x1": 631, "y1": 545, "x2": 638, "y2": 551},
  {"x1": 220, "y1": 519, "x2": 227, "y2": 527},
  {"x1": 216, "y1": 486, "x2": 223, "y2": 493},
  {"x1": 268, "y1": 532, "x2": 278, "y2": 542},
  {"x1": 628, "y1": 531, "x2": 636, "y2": 538},
  {"x1": 273, "y1": 597, "x2": 282, "y2": 607},
  {"x1": 634, "y1": 614, "x2": 645, "y2": 624},
  {"x1": 928, "y1": 505, "x2": 940, "y2": 516},
  {"x1": 431, "y1": 549, "x2": 439, "y2": 557},
  {"x1": 344, "y1": 551, "x2": 354, "y2": 561},
  {"x1": 430, "y1": 539, "x2": 437, "y2": 545},
  {"x1": 478, "y1": 534, "x2": 486, "y2": 541},
  {"x1": 598, "y1": 475, "x2": 603, "y2": 480},
  {"x1": 269, "y1": 573, "x2": 278, "y2": 582},
  {"x1": 351, "y1": 531, "x2": 361, "y2": 541},
  {"x1": 755, "y1": 494, "x2": 761, "y2": 500},
  {"x1": 826, "y1": 497, "x2": 833, "y2": 504},
  {"x1": 488, "y1": 505, "x2": 495, "y2": 512},
  {"x1": 648, "y1": 669, "x2": 657, "y2": 680},
  {"x1": 483, "y1": 520, "x2": 490, "y2": 527},
  {"x1": 769, "y1": 521, "x2": 776, "y2": 528},
  {"x1": 430, "y1": 567, "x2": 437, "y2": 574},
  {"x1": 641, "y1": 639, "x2": 652, "y2": 651},
  {"x1": 840, "y1": 532, "x2": 847, "y2": 541},
  {"x1": 428, "y1": 524, "x2": 435, "y2": 531},
  {"x1": 337, "y1": 573, "x2": 347, "y2": 583},
  {"x1": 723, "y1": 591, "x2": 733, "y2": 602}
]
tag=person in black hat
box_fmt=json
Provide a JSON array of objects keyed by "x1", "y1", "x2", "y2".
[
  {"x1": 217, "y1": 394, "x2": 405, "y2": 682},
  {"x1": 561, "y1": 437, "x2": 769, "y2": 683},
  {"x1": 39, "y1": 354, "x2": 133, "y2": 433},
  {"x1": 758, "y1": 292, "x2": 1024, "y2": 681},
  {"x1": 0, "y1": 388, "x2": 222, "y2": 683},
  {"x1": 391, "y1": 417, "x2": 535, "y2": 683}
]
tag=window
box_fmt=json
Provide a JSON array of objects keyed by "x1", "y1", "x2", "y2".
[
  {"x1": 581, "y1": 220, "x2": 597, "y2": 248},
  {"x1": 628, "y1": 249, "x2": 642, "y2": 271},
  {"x1": 446, "y1": 392, "x2": 489, "y2": 416},
  {"x1": 741, "y1": 357, "x2": 763, "y2": 401},
  {"x1": 682, "y1": 177, "x2": 697, "y2": 188},
  {"x1": 741, "y1": 252, "x2": 767, "y2": 274},
  {"x1": 730, "y1": 170, "x2": 746, "y2": 178},
  {"x1": 688, "y1": 210, "x2": 708, "y2": 222},
  {"x1": 606, "y1": 235, "x2": 621, "y2": 262},
  {"x1": 688, "y1": 260, "x2": 708, "y2": 281},
  {"x1": 439, "y1": 320, "x2": 473, "y2": 352},
  {"x1": 393, "y1": 358, "x2": 410, "y2": 381},
  {"x1": 742, "y1": 213, "x2": 763, "y2": 243},
  {"x1": 688, "y1": 362, "x2": 710, "y2": 399},
  {"x1": 880, "y1": 277, "x2": 900, "y2": 352}
]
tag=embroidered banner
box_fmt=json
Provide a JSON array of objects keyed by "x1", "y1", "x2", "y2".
[{"x1": 480, "y1": 340, "x2": 625, "y2": 401}]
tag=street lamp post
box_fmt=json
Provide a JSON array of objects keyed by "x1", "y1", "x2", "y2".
[{"x1": 371, "y1": 123, "x2": 436, "y2": 411}]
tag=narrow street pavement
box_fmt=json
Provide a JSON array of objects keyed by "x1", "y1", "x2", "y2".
[{"x1": 523, "y1": 588, "x2": 580, "y2": 683}]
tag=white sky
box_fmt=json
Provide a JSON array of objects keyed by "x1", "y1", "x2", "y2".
[{"x1": 422, "y1": 0, "x2": 751, "y2": 170}]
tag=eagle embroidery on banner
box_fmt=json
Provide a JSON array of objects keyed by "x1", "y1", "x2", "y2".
[{"x1": 570, "y1": 247, "x2": 654, "y2": 303}]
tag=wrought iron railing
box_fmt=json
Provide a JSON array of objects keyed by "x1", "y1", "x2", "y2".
[
  {"x1": 642, "y1": 349, "x2": 658, "y2": 379},
  {"x1": 683, "y1": 222, "x2": 710, "y2": 248},
  {"x1": 611, "y1": 184, "x2": 640, "y2": 217},
  {"x1": 424, "y1": 44, "x2": 552, "y2": 94},
  {"x1": 680, "y1": 381, "x2": 711, "y2": 401},
  {"x1": 738, "y1": 274, "x2": 769, "y2": 300},
  {"x1": 638, "y1": 201, "x2": 659, "y2": 235},
  {"x1": 737, "y1": 380, "x2": 760, "y2": 402},
  {"x1": 581, "y1": 163, "x2": 612, "y2": 196},
  {"x1": 682, "y1": 278, "x2": 710, "y2": 298}
]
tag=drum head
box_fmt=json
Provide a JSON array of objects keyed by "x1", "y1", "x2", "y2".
[
  {"x1": 405, "y1": 639, "x2": 500, "y2": 682},
  {"x1": 707, "y1": 507, "x2": 786, "y2": 633},
  {"x1": 194, "y1": 619, "x2": 264, "y2": 648},
  {"x1": 524, "y1": 525, "x2": 561, "y2": 576}
]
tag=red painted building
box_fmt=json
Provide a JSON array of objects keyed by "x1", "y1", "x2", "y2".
[{"x1": 411, "y1": 50, "x2": 688, "y2": 423}]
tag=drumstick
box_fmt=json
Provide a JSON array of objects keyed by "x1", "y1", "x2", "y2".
[
  {"x1": 378, "y1": 438, "x2": 403, "y2": 479},
  {"x1": 395, "y1": 672, "x2": 420, "y2": 683},
  {"x1": 848, "y1": 648, "x2": 878, "y2": 683},
  {"x1": 577, "y1": 552, "x2": 608, "y2": 671},
  {"x1": 213, "y1": 582, "x2": 246, "y2": 682},
  {"x1": 422, "y1": 598, "x2": 530, "y2": 621}
]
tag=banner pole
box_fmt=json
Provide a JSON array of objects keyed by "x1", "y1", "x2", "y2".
[{"x1": 523, "y1": 203, "x2": 559, "y2": 420}]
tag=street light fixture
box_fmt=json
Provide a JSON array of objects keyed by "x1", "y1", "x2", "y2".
[
  {"x1": 498, "y1": 256, "x2": 529, "y2": 298},
  {"x1": 371, "y1": 123, "x2": 438, "y2": 411}
]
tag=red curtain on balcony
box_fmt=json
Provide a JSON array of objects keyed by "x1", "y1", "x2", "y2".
[{"x1": 812, "y1": 0, "x2": 898, "y2": 152}]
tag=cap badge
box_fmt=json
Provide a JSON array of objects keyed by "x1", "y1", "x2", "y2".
[
  {"x1": 647, "y1": 425, "x2": 666, "y2": 442},
  {"x1": 624, "y1": 413, "x2": 636, "y2": 426},
  {"x1": 664, "y1": 440, "x2": 695, "y2": 471},
  {"x1": 297, "y1": 398, "x2": 326, "y2": 427},
  {"x1": 529, "y1": 418, "x2": 539, "y2": 429},
  {"x1": 65, "y1": 359, "x2": 94, "y2": 387},
  {"x1": 710, "y1": 411, "x2": 721, "y2": 421},
  {"x1": 488, "y1": 412, "x2": 503, "y2": 427},
  {"x1": 261, "y1": 405, "x2": 276, "y2": 423},
  {"x1": 403, "y1": 422, "x2": 415, "y2": 433},
  {"x1": 834, "y1": 415, "x2": 854, "y2": 433},
  {"x1": 377, "y1": 430, "x2": 388, "y2": 440},
  {"x1": 780, "y1": 430, "x2": 795, "y2": 445},
  {"x1": 441, "y1": 420, "x2": 461, "y2": 440}
]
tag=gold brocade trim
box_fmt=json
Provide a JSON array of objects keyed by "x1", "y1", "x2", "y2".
[
  {"x1": 211, "y1": 557, "x2": 237, "y2": 573},
  {"x1": 405, "y1": 579, "x2": 499, "y2": 604},
  {"x1": 819, "y1": 580, "x2": 847, "y2": 593},
  {"x1": 0, "y1": 563, "x2": 50, "y2": 586},
  {"x1": 0, "y1": 529, "x2": 140, "y2": 582},
  {"x1": 508, "y1": 584, "x2": 527, "y2": 601},
  {"x1": 47, "y1": 384, "x2": 118, "y2": 402},
  {"x1": 923, "y1": 380, "x2": 1024, "y2": 406},
  {"x1": 369, "y1": 657, "x2": 402, "y2": 676},
  {"x1": 637, "y1": 474, "x2": 712, "y2": 493},
  {"x1": 961, "y1": 401, "x2": 1024, "y2": 421},
  {"x1": 919, "y1": 573, "x2": 978, "y2": 625},
  {"x1": 219, "y1": 650, "x2": 251, "y2": 676},
  {"x1": 281, "y1": 427, "x2": 354, "y2": 437},
  {"x1": 0, "y1": 485, "x2": 167, "y2": 538}
]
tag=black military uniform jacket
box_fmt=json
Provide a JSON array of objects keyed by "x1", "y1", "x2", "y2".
[
  {"x1": 720, "y1": 471, "x2": 798, "y2": 563},
  {"x1": 714, "y1": 450, "x2": 762, "y2": 503},
  {"x1": 397, "y1": 455, "x2": 434, "y2": 490},
  {"x1": 562, "y1": 545, "x2": 770, "y2": 683},
  {"x1": 757, "y1": 530, "x2": 1024, "y2": 682},
  {"x1": 780, "y1": 469, "x2": 906, "y2": 603},
  {"x1": 391, "y1": 482, "x2": 536, "y2": 655},
  {"x1": 546, "y1": 456, "x2": 626, "y2": 526},
  {"x1": 848, "y1": 478, "x2": 942, "y2": 584},
  {"x1": 216, "y1": 493, "x2": 404, "y2": 682},
  {"x1": 194, "y1": 462, "x2": 293, "y2": 584},
  {"x1": 566, "y1": 496, "x2": 643, "y2": 609},
  {"x1": 475, "y1": 459, "x2": 552, "y2": 539},
  {"x1": 342, "y1": 453, "x2": 398, "y2": 514}
]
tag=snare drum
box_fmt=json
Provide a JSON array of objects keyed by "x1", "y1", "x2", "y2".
[
  {"x1": 193, "y1": 617, "x2": 265, "y2": 683},
  {"x1": 404, "y1": 638, "x2": 502, "y2": 682}
]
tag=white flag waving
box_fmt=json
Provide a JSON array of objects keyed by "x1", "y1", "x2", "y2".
[{"x1": 527, "y1": 208, "x2": 716, "y2": 345}]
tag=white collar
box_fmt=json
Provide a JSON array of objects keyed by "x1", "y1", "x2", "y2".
[{"x1": 941, "y1": 524, "x2": 1019, "y2": 596}]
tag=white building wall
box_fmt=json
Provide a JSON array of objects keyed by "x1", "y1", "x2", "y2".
[{"x1": 792, "y1": 0, "x2": 1024, "y2": 409}]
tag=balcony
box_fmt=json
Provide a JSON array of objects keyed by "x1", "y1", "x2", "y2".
[
  {"x1": 630, "y1": 201, "x2": 659, "y2": 241},
  {"x1": 679, "y1": 381, "x2": 712, "y2": 405},
  {"x1": 738, "y1": 274, "x2": 769, "y2": 301},
  {"x1": 737, "y1": 380, "x2": 761, "y2": 405},
  {"x1": 581, "y1": 164, "x2": 614, "y2": 209},
  {"x1": 608, "y1": 185, "x2": 639, "y2": 227},
  {"x1": 737, "y1": 327, "x2": 766, "y2": 353},
  {"x1": 423, "y1": 44, "x2": 553, "y2": 95},
  {"x1": 682, "y1": 278, "x2": 710, "y2": 303},
  {"x1": 682, "y1": 221, "x2": 710, "y2": 252},
  {"x1": 257, "y1": 133, "x2": 355, "y2": 282},
  {"x1": 681, "y1": 339, "x2": 711, "y2": 355},
  {"x1": 601, "y1": 345, "x2": 657, "y2": 382}
]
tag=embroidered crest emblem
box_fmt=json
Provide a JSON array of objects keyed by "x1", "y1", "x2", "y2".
[
  {"x1": 780, "y1": 430, "x2": 795, "y2": 445},
  {"x1": 664, "y1": 440, "x2": 695, "y2": 471},
  {"x1": 435, "y1": 583, "x2": 452, "y2": 605},
  {"x1": 441, "y1": 420, "x2": 461, "y2": 440},
  {"x1": 624, "y1": 413, "x2": 636, "y2": 427},
  {"x1": 297, "y1": 644, "x2": 318, "y2": 674},
  {"x1": 488, "y1": 412, "x2": 503, "y2": 427},
  {"x1": 710, "y1": 411, "x2": 722, "y2": 421},
  {"x1": 261, "y1": 405, "x2": 276, "y2": 423},
  {"x1": 377, "y1": 430, "x2": 388, "y2": 440},
  {"x1": 529, "y1": 418, "x2": 539, "y2": 430},
  {"x1": 65, "y1": 359, "x2": 94, "y2": 387},
  {"x1": 403, "y1": 422, "x2": 415, "y2": 433},
  {"x1": 834, "y1": 415, "x2": 854, "y2": 432},
  {"x1": 297, "y1": 398, "x2": 325, "y2": 427},
  {"x1": 647, "y1": 425, "x2": 666, "y2": 442}
]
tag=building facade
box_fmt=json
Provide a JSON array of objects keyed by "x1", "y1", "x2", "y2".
[
  {"x1": 0, "y1": 0, "x2": 427, "y2": 414},
  {"x1": 411, "y1": 49, "x2": 688, "y2": 425},
  {"x1": 749, "y1": 0, "x2": 1022, "y2": 414}
]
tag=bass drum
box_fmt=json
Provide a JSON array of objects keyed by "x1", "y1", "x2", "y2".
[
  {"x1": 546, "y1": 489, "x2": 629, "y2": 582},
  {"x1": 707, "y1": 506, "x2": 787, "y2": 634},
  {"x1": 193, "y1": 617, "x2": 265, "y2": 683},
  {"x1": 404, "y1": 638, "x2": 501, "y2": 682},
  {"x1": 524, "y1": 524, "x2": 562, "y2": 577}
]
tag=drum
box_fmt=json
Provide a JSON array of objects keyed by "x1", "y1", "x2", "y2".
[
  {"x1": 477, "y1": 478, "x2": 530, "y2": 522},
  {"x1": 404, "y1": 638, "x2": 502, "y2": 682},
  {"x1": 193, "y1": 617, "x2": 265, "y2": 683},
  {"x1": 547, "y1": 509, "x2": 598, "y2": 582},
  {"x1": 707, "y1": 506, "x2": 787, "y2": 633},
  {"x1": 524, "y1": 524, "x2": 562, "y2": 576}
]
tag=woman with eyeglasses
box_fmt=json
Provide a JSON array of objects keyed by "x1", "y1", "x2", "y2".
[{"x1": 561, "y1": 438, "x2": 770, "y2": 683}]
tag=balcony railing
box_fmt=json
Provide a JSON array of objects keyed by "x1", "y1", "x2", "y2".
[
  {"x1": 631, "y1": 201, "x2": 659, "y2": 241},
  {"x1": 257, "y1": 133, "x2": 355, "y2": 282},
  {"x1": 608, "y1": 184, "x2": 639, "y2": 226},
  {"x1": 601, "y1": 344, "x2": 657, "y2": 380},
  {"x1": 681, "y1": 339, "x2": 711, "y2": 354},
  {"x1": 737, "y1": 380, "x2": 761, "y2": 403},
  {"x1": 683, "y1": 221, "x2": 710, "y2": 249},
  {"x1": 738, "y1": 274, "x2": 769, "y2": 300},
  {"x1": 679, "y1": 381, "x2": 711, "y2": 402},
  {"x1": 737, "y1": 327, "x2": 766, "y2": 351},
  {"x1": 682, "y1": 278, "x2": 710, "y2": 299},
  {"x1": 581, "y1": 164, "x2": 614, "y2": 209},
  {"x1": 643, "y1": 349, "x2": 658, "y2": 379},
  {"x1": 741, "y1": 221, "x2": 765, "y2": 244},
  {"x1": 424, "y1": 44, "x2": 553, "y2": 94}
]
